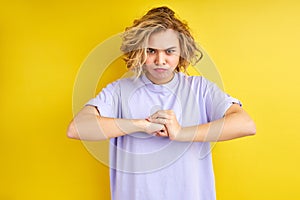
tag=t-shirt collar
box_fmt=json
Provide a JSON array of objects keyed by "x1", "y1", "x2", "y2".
[{"x1": 141, "y1": 72, "x2": 179, "y2": 92}]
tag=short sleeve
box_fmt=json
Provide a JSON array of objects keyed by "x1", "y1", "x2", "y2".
[
  {"x1": 202, "y1": 77, "x2": 242, "y2": 121},
  {"x1": 85, "y1": 81, "x2": 120, "y2": 118}
]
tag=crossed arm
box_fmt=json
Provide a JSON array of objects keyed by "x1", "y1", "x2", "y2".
[{"x1": 67, "y1": 104, "x2": 256, "y2": 142}]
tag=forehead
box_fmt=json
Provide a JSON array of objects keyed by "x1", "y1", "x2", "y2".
[{"x1": 148, "y1": 29, "x2": 180, "y2": 49}]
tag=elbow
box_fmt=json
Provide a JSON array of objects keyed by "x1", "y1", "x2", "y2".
[
  {"x1": 246, "y1": 119, "x2": 256, "y2": 136},
  {"x1": 67, "y1": 121, "x2": 80, "y2": 139}
]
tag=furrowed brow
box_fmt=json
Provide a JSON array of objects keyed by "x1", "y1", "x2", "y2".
[
  {"x1": 166, "y1": 47, "x2": 177, "y2": 50},
  {"x1": 147, "y1": 46, "x2": 177, "y2": 50}
]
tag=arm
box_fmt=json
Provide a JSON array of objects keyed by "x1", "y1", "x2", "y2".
[
  {"x1": 147, "y1": 104, "x2": 256, "y2": 142},
  {"x1": 182, "y1": 104, "x2": 256, "y2": 142},
  {"x1": 67, "y1": 105, "x2": 165, "y2": 141}
]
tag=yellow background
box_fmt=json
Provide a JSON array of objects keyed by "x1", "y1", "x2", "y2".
[{"x1": 1, "y1": 0, "x2": 300, "y2": 199}]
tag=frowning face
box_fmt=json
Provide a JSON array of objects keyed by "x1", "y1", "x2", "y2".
[{"x1": 144, "y1": 29, "x2": 181, "y2": 85}]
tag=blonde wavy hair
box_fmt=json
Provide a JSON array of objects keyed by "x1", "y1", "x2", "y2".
[{"x1": 120, "y1": 6, "x2": 203, "y2": 77}]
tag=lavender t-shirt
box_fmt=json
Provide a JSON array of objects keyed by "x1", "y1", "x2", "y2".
[{"x1": 86, "y1": 72, "x2": 241, "y2": 200}]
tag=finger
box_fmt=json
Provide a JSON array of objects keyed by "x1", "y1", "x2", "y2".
[
  {"x1": 149, "y1": 111, "x2": 170, "y2": 120},
  {"x1": 148, "y1": 118, "x2": 168, "y2": 125},
  {"x1": 160, "y1": 129, "x2": 169, "y2": 137},
  {"x1": 156, "y1": 129, "x2": 168, "y2": 137},
  {"x1": 147, "y1": 122, "x2": 165, "y2": 133}
]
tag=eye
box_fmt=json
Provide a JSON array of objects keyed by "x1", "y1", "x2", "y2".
[
  {"x1": 166, "y1": 49, "x2": 175, "y2": 54},
  {"x1": 147, "y1": 48, "x2": 156, "y2": 54}
]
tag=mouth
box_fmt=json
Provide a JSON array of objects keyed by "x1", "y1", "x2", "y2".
[{"x1": 154, "y1": 68, "x2": 168, "y2": 72}]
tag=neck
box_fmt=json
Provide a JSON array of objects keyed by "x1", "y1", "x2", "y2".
[{"x1": 145, "y1": 72, "x2": 175, "y2": 85}]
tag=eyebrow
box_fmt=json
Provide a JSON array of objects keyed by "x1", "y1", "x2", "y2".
[{"x1": 147, "y1": 47, "x2": 177, "y2": 50}]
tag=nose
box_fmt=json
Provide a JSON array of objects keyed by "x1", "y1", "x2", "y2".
[{"x1": 155, "y1": 51, "x2": 166, "y2": 65}]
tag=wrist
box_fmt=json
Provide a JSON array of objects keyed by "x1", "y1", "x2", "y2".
[
  {"x1": 132, "y1": 119, "x2": 149, "y2": 132},
  {"x1": 114, "y1": 118, "x2": 147, "y2": 134},
  {"x1": 172, "y1": 127, "x2": 194, "y2": 142},
  {"x1": 170, "y1": 127, "x2": 185, "y2": 141}
]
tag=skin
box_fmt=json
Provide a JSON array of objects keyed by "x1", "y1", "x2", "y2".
[
  {"x1": 143, "y1": 29, "x2": 180, "y2": 85},
  {"x1": 67, "y1": 29, "x2": 256, "y2": 141}
]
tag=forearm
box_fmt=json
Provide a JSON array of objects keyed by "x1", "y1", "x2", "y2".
[
  {"x1": 179, "y1": 111, "x2": 256, "y2": 142},
  {"x1": 67, "y1": 115, "x2": 147, "y2": 141}
]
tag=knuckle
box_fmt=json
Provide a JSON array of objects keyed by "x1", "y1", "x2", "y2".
[{"x1": 169, "y1": 135, "x2": 176, "y2": 141}]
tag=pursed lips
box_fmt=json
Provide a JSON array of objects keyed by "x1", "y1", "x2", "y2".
[{"x1": 154, "y1": 67, "x2": 168, "y2": 72}]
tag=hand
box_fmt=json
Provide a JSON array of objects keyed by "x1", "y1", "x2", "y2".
[
  {"x1": 146, "y1": 110, "x2": 182, "y2": 140},
  {"x1": 142, "y1": 119, "x2": 169, "y2": 137}
]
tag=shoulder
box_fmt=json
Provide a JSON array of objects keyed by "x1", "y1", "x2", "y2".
[
  {"x1": 102, "y1": 76, "x2": 133, "y2": 89},
  {"x1": 100, "y1": 76, "x2": 144, "y2": 95},
  {"x1": 177, "y1": 72, "x2": 208, "y2": 88}
]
